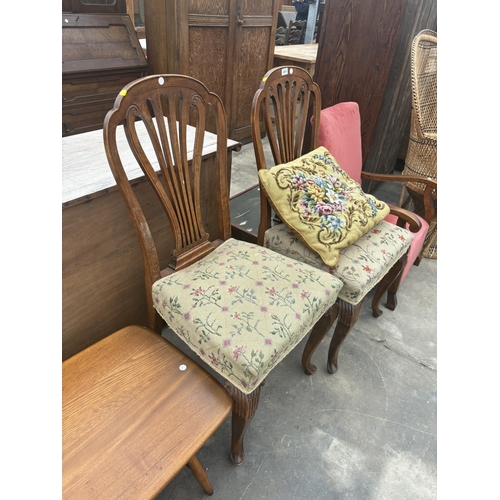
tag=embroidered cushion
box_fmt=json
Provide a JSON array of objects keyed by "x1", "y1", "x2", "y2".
[
  {"x1": 263, "y1": 221, "x2": 413, "y2": 305},
  {"x1": 258, "y1": 146, "x2": 390, "y2": 267},
  {"x1": 152, "y1": 238, "x2": 343, "y2": 395}
]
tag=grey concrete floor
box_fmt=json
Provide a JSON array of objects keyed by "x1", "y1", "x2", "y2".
[{"x1": 156, "y1": 140, "x2": 437, "y2": 500}]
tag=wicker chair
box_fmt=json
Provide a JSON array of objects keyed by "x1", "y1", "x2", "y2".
[{"x1": 400, "y1": 29, "x2": 437, "y2": 258}]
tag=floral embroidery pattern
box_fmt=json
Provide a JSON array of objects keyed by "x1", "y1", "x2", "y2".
[
  {"x1": 152, "y1": 238, "x2": 343, "y2": 394},
  {"x1": 258, "y1": 147, "x2": 390, "y2": 267},
  {"x1": 264, "y1": 220, "x2": 413, "y2": 306}
]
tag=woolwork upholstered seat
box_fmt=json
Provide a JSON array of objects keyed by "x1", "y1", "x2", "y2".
[
  {"x1": 152, "y1": 238, "x2": 342, "y2": 394},
  {"x1": 263, "y1": 221, "x2": 413, "y2": 306},
  {"x1": 251, "y1": 67, "x2": 421, "y2": 375},
  {"x1": 103, "y1": 74, "x2": 342, "y2": 466},
  {"x1": 316, "y1": 101, "x2": 436, "y2": 291}
]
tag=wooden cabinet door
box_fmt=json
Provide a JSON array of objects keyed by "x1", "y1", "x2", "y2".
[
  {"x1": 229, "y1": 0, "x2": 280, "y2": 142},
  {"x1": 145, "y1": 0, "x2": 279, "y2": 143}
]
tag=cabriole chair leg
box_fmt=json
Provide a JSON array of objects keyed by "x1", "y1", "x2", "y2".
[
  {"x1": 327, "y1": 300, "x2": 363, "y2": 374},
  {"x1": 226, "y1": 382, "x2": 264, "y2": 466},
  {"x1": 371, "y1": 252, "x2": 409, "y2": 317},
  {"x1": 302, "y1": 304, "x2": 339, "y2": 375}
]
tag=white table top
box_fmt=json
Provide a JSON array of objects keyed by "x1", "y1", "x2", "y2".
[{"x1": 63, "y1": 123, "x2": 239, "y2": 208}]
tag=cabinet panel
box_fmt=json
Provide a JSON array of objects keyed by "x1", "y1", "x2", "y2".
[{"x1": 145, "y1": 0, "x2": 279, "y2": 143}]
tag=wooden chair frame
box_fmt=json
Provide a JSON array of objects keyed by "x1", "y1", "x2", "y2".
[
  {"x1": 250, "y1": 66, "x2": 423, "y2": 374},
  {"x1": 103, "y1": 73, "x2": 341, "y2": 465}
]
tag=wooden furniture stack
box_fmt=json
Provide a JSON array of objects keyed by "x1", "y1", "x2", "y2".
[
  {"x1": 143, "y1": 0, "x2": 281, "y2": 143},
  {"x1": 62, "y1": 0, "x2": 147, "y2": 137}
]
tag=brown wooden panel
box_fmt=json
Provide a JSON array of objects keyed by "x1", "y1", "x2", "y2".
[
  {"x1": 231, "y1": 26, "x2": 274, "y2": 136},
  {"x1": 363, "y1": 0, "x2": 437, "y2": 185},
  {"x1": 314, "y1": 0, "x2": 407, "y2": 166},
  {"x1": 188, "y1": 27, "x2": 229, "y2": 110},
  {"x1": 188, "y1": 0, "x2": 229, "y2": 15}
]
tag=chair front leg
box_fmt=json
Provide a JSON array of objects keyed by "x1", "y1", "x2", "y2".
[
  {"x1": 302, "y1": 303, "x2": 339, "y2": 375},
  {"x1": 384, "y1": 253, "x2": 409, "y2": 312},
  {"x1": 371, "y1": 252, "x2": 408, "y2": 317},
  {"x1": 225, "y1": 382, "x2": 264, "y2": 466},
  {"x1": 327, "y1": 299, "x2": 363, "y2": 374}
]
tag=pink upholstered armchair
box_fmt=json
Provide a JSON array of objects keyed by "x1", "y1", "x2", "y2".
[{"x1": 317, "y1": 101, "x2": 437, "y2": 307}]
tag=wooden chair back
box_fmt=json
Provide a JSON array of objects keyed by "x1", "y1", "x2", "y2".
[
  {"x1": 103, "y1": 74, "x2": 231, "y2": 331},
  {"x1": 250, "y1": 65, "x2": 321, "y2": 245},
  {"x1": 285, "y1": 20, "x2": 307, "y2": 44}
]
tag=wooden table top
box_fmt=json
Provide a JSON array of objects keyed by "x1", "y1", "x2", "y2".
[
  {"x1": 62, "y1": 326, "x2": 232, "y2": 499},
  {"x1": 274, "y1": 43, "x2": 318, "y2": 63},
  {"x1": 62, "y1": 124, "x2": 239, "y2": 208}
]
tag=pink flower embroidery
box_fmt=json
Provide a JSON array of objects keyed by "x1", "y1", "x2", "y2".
[
  {"x1": 300, "y1": 290, "x2": 310, "y2": 300},
  {"x1": 193, "y1": 287, "x2": 203, "y2": 296},
  {"x1": 268, "y1": 288, "x2": 277, "y2": 296},
  {"x1": 233, "y1": 346, "x2": 245, "y2": 360},
  {"x1": 265, "y1": 339, "x2": 272, "y2": 345},
  {"x1": 363, "y1": 266, "x2": 373, "y2": 273},
  {"x1": 184, "y1": 313, "x2": 190, "y2": 320},
  {"x1": 221, "y1": 306, "x2": 228, "y2": 312},
  {"x1": 223, "y1": 339, "x2": 231, "y2": 347},
  {"x1": 292, "y1": 283, "x2": 298, "y2": 288},
  {"x1": 228, "y1": 286, "x2": 238, "y2": 294}
]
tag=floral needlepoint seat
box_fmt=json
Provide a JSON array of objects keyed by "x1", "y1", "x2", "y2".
[
  {"x1": 152, "y1": 238, "x2": 343, "y2": 394},
  {"x1": 263, "y1": 221, "x2": 413, "y2": 307}
]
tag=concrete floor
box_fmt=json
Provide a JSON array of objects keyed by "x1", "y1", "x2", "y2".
[{"x1": 156, "y1": 140, "x2": 437, "y2": 500}]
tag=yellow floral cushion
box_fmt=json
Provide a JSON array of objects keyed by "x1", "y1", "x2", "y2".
[
  {"x1": 152, "y1": 239, "x2": 343, "y2": 395},
  {"x1": 258, "y1": 146, "x2": 390, "y2": 267}
]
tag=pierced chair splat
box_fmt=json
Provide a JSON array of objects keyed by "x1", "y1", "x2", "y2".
[
  {"x1": 103, "y1": 74, "x2": 343, "y2": 466},
  {"x1": 251, "y1": 67, "x2": 420, "y2": 375}
]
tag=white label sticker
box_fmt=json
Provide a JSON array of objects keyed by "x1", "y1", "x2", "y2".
[{"x1": 281, "y1": 68, "x2": 289, "y2": 76}]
